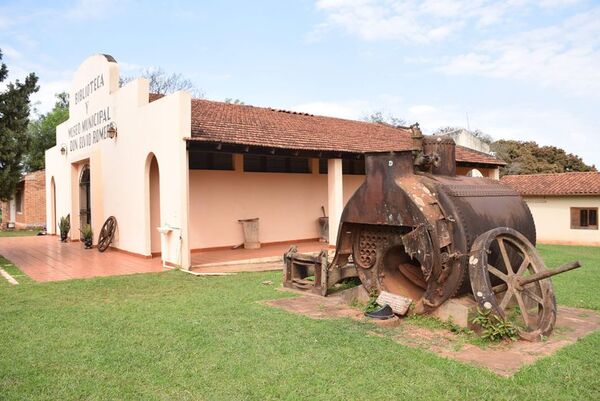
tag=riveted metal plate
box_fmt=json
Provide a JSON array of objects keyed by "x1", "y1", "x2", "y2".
[{"x1": 445, "y1": 184, "x2": 519, "y2": 197}]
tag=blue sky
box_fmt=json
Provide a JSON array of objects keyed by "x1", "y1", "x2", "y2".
[{"x1": 1, "y1": 0, "x2": 598, "y2": 166}]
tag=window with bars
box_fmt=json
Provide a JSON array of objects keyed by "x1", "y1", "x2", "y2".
[
  {"x1": 243, "y1": 155, "x2": 310, "y2": 173},
  {"x1": 15, "y1": 189, "x2": 23, "y2": 213},
  {"x1": 570, "y1": 207, "x2": 598, "y2": 230},
  {"x1": 189, "y1": 152, "x2": 234, "y2": 170},
  {"x1": 318, "y1": 159, "x2": 365, "y2": 175}
]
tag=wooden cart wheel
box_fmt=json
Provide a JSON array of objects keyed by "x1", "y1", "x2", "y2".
[
  {"x1": 97, "y1": 216, "x2": 117, "y2": 253},
  {"x1": 469, "y1": 227, "x2": 556, "y2": 341}
]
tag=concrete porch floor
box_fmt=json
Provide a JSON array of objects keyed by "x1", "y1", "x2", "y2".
[{"x1": 191, "y1": 240, "x2": 329, "y2": 273}]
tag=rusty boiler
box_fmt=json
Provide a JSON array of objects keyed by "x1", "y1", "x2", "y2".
[{"x1": 284, "y1": 125, "x2": 581, "y2": 341}]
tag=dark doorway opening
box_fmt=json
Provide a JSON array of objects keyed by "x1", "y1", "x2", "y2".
[{"x1": 79, "y1": 165, "x2": 91, "y2": 233}]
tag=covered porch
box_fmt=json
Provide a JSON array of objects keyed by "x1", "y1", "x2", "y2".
[
  {"x1": 0, "y1": 236, "x2": 326, "y2": 283},
  {"x1": 182, "y1": 101, "x2": 504, "y2": 271}
]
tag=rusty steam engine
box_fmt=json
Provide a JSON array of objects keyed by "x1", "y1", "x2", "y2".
[{"x1": 284, "y1": 125, "x2": 580, "y2": 341}]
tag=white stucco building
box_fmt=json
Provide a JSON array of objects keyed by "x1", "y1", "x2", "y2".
[
  {"x1": 444, "y1": 128, "x2": 491, "y2": 154},
  {"x1": 45, "y1": 54, "x2": 505, "y2": 269},
  {"x1": 502, "y1": 172, "x2": 600, "y2": 246}
]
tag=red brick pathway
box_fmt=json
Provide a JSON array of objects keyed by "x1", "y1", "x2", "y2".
[
  {"x1": 0, "y1": 236, "x2": 330, "y2": 282},
  {"x1": 0, "y1": 236, "x2": 163, "y2": 282}
]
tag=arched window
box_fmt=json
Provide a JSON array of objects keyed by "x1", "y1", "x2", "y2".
[{"x1": 466, "y1": 168, "x2": 483, "y2": 178}]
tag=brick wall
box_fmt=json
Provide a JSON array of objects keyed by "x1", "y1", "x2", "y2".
[{"x1": 1, "y1": 170, "x2": 46, "y2": 229}]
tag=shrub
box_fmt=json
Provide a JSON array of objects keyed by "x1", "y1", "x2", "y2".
[{"x1": 472, "y1": 308, "x2": 519, "y2": 342}]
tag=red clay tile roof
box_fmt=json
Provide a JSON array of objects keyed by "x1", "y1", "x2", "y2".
[
  {"x1": 149, "y1": 93, "x2": 165, "y2": 103},
  {"x1": 455, "y1": 146, "x2": 505, "y2": 166},
  {"x1": 501, "y1": 172, "x2": 600, "y2": 196},
  {"x1": 186, "y1": 98, "x2": 504, "y2": 166}
]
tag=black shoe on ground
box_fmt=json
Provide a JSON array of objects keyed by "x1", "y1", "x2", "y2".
[{"x1": 365, "y1": 304, "x2": 394, "y2": 320}]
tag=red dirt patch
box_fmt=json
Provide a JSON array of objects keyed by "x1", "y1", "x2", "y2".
[{"x1": 264, "y1": 291, "x2": 600, "y2": 376}]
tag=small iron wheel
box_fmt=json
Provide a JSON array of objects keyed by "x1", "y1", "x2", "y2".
[
  {"x1": 469, "y1": 227, "x2": 557, "y2": 341},
  {"x1": 97, "y1": 216, "x2": 117, "y2": 253}
]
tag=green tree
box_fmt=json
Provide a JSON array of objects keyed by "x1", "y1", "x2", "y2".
[
  {"x1": 24, "y1": 92, "x2": 69, "y2": 171},
  {"x1": 0, "y1": 49, "x2": 39, "y2": 201},
  {"x1": 491, "y1": 140, "x2": 596, "y2": 177}
]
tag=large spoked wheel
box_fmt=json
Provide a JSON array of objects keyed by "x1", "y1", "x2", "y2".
[
  {"x1": 469, "y1": 227, "x2": 556, "y2": 341},
  {"x1": 97, "y1": 216, "x2": 117, "y2": 253}
]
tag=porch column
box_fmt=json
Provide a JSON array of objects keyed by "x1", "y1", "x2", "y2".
[
  {"x1": 327, "y1": 159, "x2": 343, "y2": 245},
  {"x1": 180, "y1": 149, "x2": 191, "y2": 270},
  {"x1": 233, "y1": 154, "x2": 243, "y2": 172},
  {"x1": 490, "y1": 167, "x2": 500, "y2": 180}
]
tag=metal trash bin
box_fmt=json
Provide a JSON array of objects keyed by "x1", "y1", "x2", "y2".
[
  {"x1": 318, "y1": 217, "x2": 328, "y2": 242},
  {"x1": 238, "y1": 218, "x2": 260, "y2": 249}
]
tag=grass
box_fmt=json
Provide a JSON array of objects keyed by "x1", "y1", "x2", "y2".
[
  {"x1": 0, "y1": 229, "x2": 42, "y2": 237},
  {"x1": 0, "y1": 245, "x2": 599, "y2": 400},
  {"x1": 537, "y1": 244, "x2": 600, "y2": 310}
]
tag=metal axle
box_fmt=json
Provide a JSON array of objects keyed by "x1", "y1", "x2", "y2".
[
  {"x1": 519, "y1": 261, "x2": 581, "y2": 286},
  {"x1": 492, "y1": 261, "x2": 581, "y2": 294}
]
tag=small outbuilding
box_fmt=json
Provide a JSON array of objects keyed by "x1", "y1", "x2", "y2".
[
  {"x1": 1, "y1": 170, "x2": 46, "y2": 230},
  {"x1": 45, "y1": 54, "x2": 505, "y2": 269},
  {"x1": 501, "y1": 172, "x2": 599, "y2": 246}
]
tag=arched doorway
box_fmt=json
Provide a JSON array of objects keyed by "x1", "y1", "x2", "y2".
[
  {"x1": 79, "y1": 165, "x2": 91, "y2": 232},
  {"x1": 148, "y1": 155, "x2": 161, "y2": 256},
  {"x1": 466, "y1": 168, "x2": 483, "y2": 178},
  {"x1": 50, "y1": 177, "x2": 56, "y2": 234}
]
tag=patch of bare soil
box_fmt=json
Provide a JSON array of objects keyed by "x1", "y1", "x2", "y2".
[
  {"x1": 425, "y1": 306, "x2": 600, "y2": 376},
  {"x1": 264, "y1": 292, "x2": 600, "y2": 376},
  {"x1": 264, "y1": 292, "x2": 364, "y2": 320}
]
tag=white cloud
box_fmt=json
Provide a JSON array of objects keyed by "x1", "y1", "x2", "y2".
[
  {"x1": 402, "y1": 102, "x2": 599, "y2": 167},
  {"x1": 408, "y1": 104, "x2": 437, "y2": 115},
  {"x1": 292, "y1": 96, "x2": 599, "y2": 166},
  {"x1": 291, "y1": 100, "x2": 370, "y2": 119},
  {"x1": 66, "y1": 0, "x2": 123, "y2": 20},
  {"x1": 291, "y1": 94, "x2": 404, "y2": 120},
  {"x1": 437, "y1": 7, "x2": 600, "y2": 97},
  {"x1": 30, "y1": 79, "x2": 71, "y2": 115},
  {"x1": 0, "y1": 15, "x2": 11, "y2": 30},
  {"x1": 0, "y1": 68, "x2": 70, "y2": 115},
  {"x1": 313, "y1": 0, "x2": 453, "y2": 43},
  {"x1": 0, "y1": 45, "x2": 22, "y2": 60},
  {"x1": 118, "y1": 62, "x2": 146, "y2": 74},
  {"x1": 538, "y1": 0, "x2": 581, "y2": 7},
  {"x1": 0, "y1": 46, "x2": 72, "y2": 114},
  {"x1": 13, "y1": 34, "x2": 38, "y2": 49},
  {"x1": 311, "y1": 0, "x2": 580, "y2": 43},
  {"x1": 313, "y1": 1, "x2": 600, "y2": 97}
]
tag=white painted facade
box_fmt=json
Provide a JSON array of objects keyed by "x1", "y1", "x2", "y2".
[
  {"x1": 447, "y1": 129, "x2": 491, "y2": 154},
  {"x1": 45, "y1": 54, "x2": 352, "y2": 269},
  {"x1": 523, "y1": 196, "x2": 600, "y2": 246},
  {"x1": 45, "y1": 55, "x2": 191, "y2": 268}
]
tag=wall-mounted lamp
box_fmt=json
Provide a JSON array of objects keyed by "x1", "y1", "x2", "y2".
[
  {"x1": 107, "y1": 123, "x2": 118, "y2": 139},
  {"x1": 60, "y1": 144, "x2": 67, "y2": 156}
]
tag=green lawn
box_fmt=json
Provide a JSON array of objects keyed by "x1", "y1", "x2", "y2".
[
  {"x1": 0, "y1": 245, "x2": 599, "y2": 401},
  {"x1": 0, "y1": 229, "x2": 41, "y2": 237}
]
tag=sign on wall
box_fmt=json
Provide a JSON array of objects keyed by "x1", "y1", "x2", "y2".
[{"x1": 65, "y1": 55, "x2": 118, "y2": 155}]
